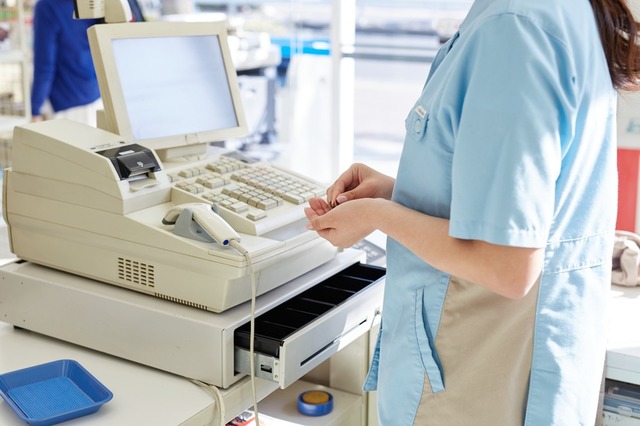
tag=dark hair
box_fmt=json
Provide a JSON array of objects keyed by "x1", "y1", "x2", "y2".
[{"x1": 590, "y1": 0, "x2": 640, "y2": 91}]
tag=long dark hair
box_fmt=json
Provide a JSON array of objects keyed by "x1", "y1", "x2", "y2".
[{"x1": 591, "y1": 0, "x2": 640, "y2": 91}]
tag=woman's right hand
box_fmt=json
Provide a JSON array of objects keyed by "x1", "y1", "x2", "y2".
[{"x1": 326, "y1": 163, "x2": 395, "y2": 207}]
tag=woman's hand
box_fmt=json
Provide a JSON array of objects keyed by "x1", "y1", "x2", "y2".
[
  {"x1": 305, "y1": 163, "x2": 394, "y2": 247},
  {"x1": 326, "y1": 163, "x2": 395, "y2": 207},
  {"x1": 305, "y1": 197, "x2": 381, "y2": 248}
]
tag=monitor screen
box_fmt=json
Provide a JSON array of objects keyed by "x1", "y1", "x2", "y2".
[{"x1": 88, "y1": 21, "x2": 248, "y2": 159}]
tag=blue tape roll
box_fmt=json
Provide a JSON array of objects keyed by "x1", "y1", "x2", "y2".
[{"x1": 297, "y1": 390, "x2": 333, "y2": 416}]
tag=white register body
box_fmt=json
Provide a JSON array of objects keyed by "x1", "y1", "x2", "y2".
[{"x1": 2, "y1": 119, "x2": 337, "y2": 313}]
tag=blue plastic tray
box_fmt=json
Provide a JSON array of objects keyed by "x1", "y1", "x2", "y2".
[{"x1": 0, "y1": 359, "x2": 113, "y2": 426}]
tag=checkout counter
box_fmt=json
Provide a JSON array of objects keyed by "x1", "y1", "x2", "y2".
[
  {"x1": 0, "y1": 18, "x2": 388, "y2": 425},
  {"x1": 0, "y1": 305, "x2": 374, "y2": 426}
]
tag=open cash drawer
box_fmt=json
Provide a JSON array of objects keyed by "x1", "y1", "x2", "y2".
[{"x1": 234, "y1": 262, "x2": 385, "y2": 388}]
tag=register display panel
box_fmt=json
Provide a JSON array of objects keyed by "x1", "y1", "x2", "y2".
[
  {"x1": 88, "y1": 21, "x2": 248, "y2": 154},
  {"x1": 112, "y1": 34, "x2": 238, "y2": 140}
]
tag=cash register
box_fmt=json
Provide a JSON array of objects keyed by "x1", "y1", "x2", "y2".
[{"x1": 0, "y1": 18, "x2": 385, "y2": 416}]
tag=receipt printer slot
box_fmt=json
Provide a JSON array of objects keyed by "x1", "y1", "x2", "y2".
[
  {"x1": 234, "y1": 263, "x2": 385, "y2": 388},
  {"x1": 97, "y1": 143, "x2": 161, "y2": 180}
]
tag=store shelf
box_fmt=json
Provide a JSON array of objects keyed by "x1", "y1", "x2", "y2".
[
  {"x1": 0, "y1": 114, "x2": 26, "y2": 134},
  {"x1": 0, "y1": 49, "x2": 25, "y2": 63},
  {"x1": 258, "y1": 380, "x2": 362, "y2": 426}
]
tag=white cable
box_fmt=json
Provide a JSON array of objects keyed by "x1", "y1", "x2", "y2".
[
  {"x1": 230, "y1": 240, "x2": 260, "y2": 426},
  {"x1": 370, "y1": 308, "x2": 382, "y2": 331},
  {"x1": 189, "y1": 378, "x2": 226, "y2": 425}
]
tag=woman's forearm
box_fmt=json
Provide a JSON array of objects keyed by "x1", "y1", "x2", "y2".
[{"x1": 371, "y1": 199, "x2": 544, "y2": 299}]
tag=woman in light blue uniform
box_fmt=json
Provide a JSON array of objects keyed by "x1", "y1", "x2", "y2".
[{"x1": 306, "y1": 0, "x2": 640, "y2": 424}]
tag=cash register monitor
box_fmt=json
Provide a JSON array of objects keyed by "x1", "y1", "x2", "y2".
[{"x1": 88, "y1": 21, "x2": 248, "y2": 160}]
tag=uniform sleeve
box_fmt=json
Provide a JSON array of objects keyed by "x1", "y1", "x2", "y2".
[{"x1": 448, "y1": 13, "x2": 575, "y2": 248}]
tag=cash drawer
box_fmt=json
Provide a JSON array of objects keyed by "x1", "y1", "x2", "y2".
[
  {"x1": 0, "y1": 249, "x2": 383, "y2": 389},
  {"x1": 234, "y1": 263, "x2": 385, "y2": 388}
]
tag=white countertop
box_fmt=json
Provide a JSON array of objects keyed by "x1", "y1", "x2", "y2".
[{"x1": 0, "y1": 322, "x2": 216, "y2": 425}]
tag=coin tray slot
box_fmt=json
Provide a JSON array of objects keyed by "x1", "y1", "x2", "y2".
[
  {"x1": 234, "y1": 262, "x2": 385, "y2": 358},
  {"x1": 299, "y1": 287, "x2": 353, "y2": 305},
  {"x1": 280, "y1": 299, "x2": 332, "y2": 316},
  {"x1": 260, "y1": 309, "x2": 319, "y2": 330},
  {"x1": 322, "y1": 275, "x2": 372, "y2": 293}
]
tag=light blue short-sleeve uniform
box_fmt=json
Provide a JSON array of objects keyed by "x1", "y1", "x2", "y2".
[{"x1": 363, "y1": 0, "x2": 618, "y2": 424}]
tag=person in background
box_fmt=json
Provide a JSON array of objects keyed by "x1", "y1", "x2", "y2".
[
  {"x1": 305, "y1": 0, "x2": 640, "y2": 424},
  {"x1": 0, "y1": 23, "x2": 9, "y2": 43},
  {"x1": 30, "y1": 0, "x2": 102, "y2": 126},
  {"x1": 0, "y1": 23, "x2": 10, "y2": 52}
]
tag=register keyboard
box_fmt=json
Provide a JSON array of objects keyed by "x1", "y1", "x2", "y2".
[{"x1": 167, "y1": 154, "x2": 326, "y2": 237}]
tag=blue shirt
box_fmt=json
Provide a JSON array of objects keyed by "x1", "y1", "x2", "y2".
[
  {"x1": 31, "y1": 0, "x2": 101, "y2": 116},
  {"x1": 364, "y1": 0, "x2": 617, "y2": 424}
]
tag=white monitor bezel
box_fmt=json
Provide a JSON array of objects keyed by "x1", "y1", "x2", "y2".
[{"x1": 88, "y1": 21, "x2": 248, "y2": 155}]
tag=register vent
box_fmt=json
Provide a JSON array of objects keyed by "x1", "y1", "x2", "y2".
[
  {"x1": 154, "y1": 293, "x2": 208, "y2": 310},
  {"x1": 117, "y1": 257, "x2": 155, "y2": 287}
]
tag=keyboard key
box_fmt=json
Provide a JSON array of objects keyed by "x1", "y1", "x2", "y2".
[
  {"x1": 229, "y1": 202, "x2": 249, "y2": 213},
  {"x1": 257, "y1": 199, "x2": 278, "y2": 210},
  {"x1": 247, "y1": 211, "x2": 267, "y2": 221},
  {"x1": 282, "y1": 193, "x2": 305, "y2": 204}
]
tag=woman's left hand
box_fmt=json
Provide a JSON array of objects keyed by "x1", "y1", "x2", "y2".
[{"x1": 304, "y1": 197, "x2": 378, "y2": 248}]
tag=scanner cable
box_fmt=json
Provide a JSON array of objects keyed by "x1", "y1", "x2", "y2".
[
  {"x1": 229, "y1": 240, "x2": 260, "y2": 426},
  {"x1": 189, "y1": 239, "x2": 259, "y2": 426}
]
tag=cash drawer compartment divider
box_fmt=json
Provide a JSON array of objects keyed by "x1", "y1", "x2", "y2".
[{"x1": 234, "y1": 262, "x2": 385, "y2": 358}]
